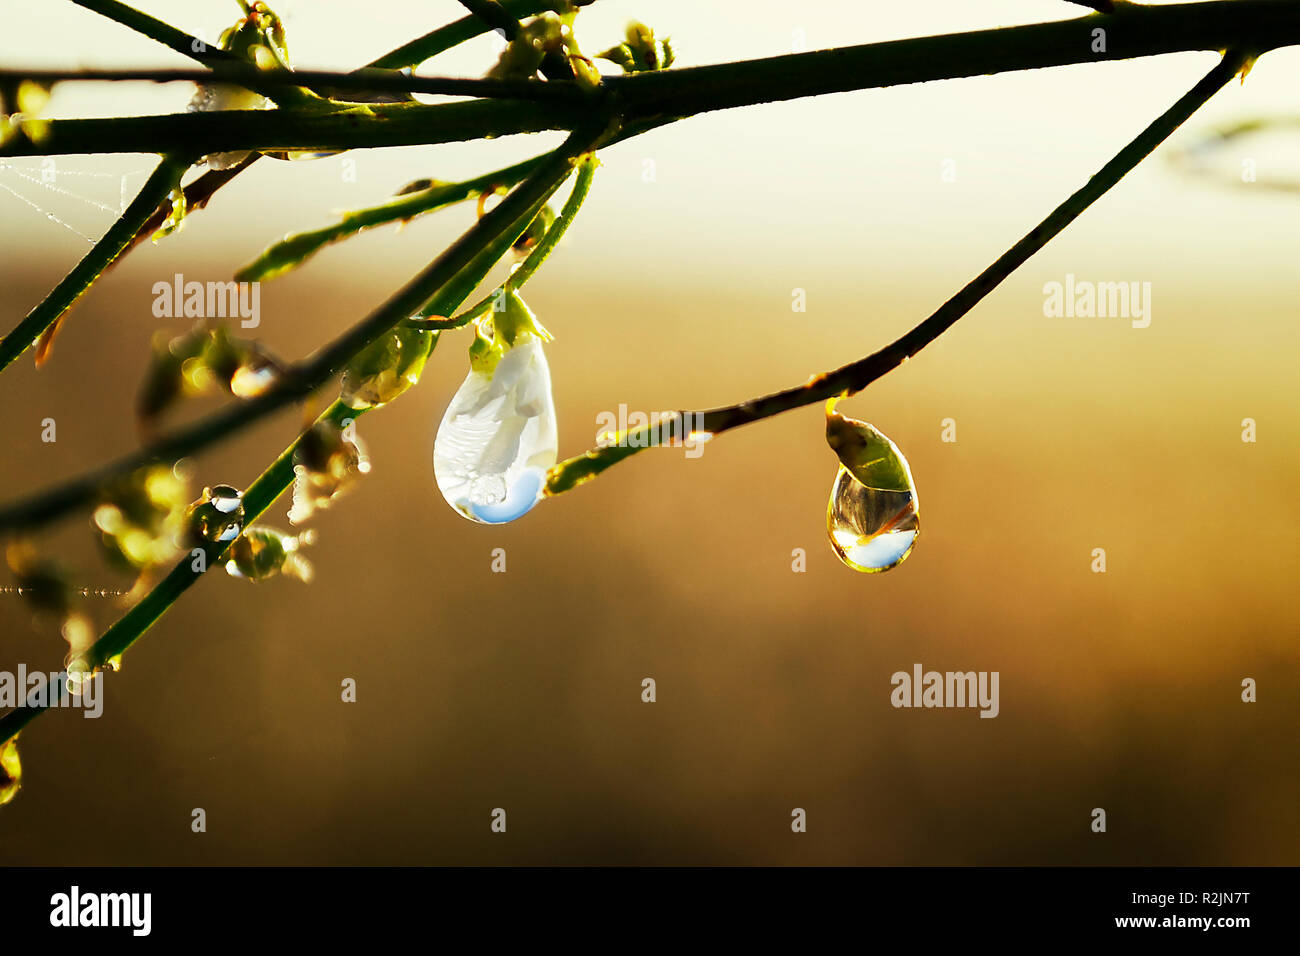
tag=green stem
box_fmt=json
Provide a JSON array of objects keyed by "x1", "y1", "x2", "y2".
[
  {"x1": 69, "y1": 0, "x2": 237, "y2": 68},
  {"x1": 454, "y1": 0, "x2": 576, "y2": 81},
  {"x1": 544, "y1": 50, "x2": 1248, "y2": 495},
  {"x1": 0, "y1": 400, "x2": 357, "y2": 745},
  {"x1": 0, "y1": 154, "x2": 192, "y2": 372},
  {"x1": 0, "y1": 125, "x2": 603, "y2": 746},
  {"x1": 369, "y1": 0, "x2": 574, "y2": 71},
  {"x1": 0, "y1": 124, "x2": 611, "y2": 536},
  {"x1": 0, "y1": 98, "x2": 597, "y2": 158},
  {"x1": 0, "y1": 1, "x2": 585, "y2": 372},
  {"x1": 239, "y1": 118, "x2": 659, "y2": 284},
  {"x1": 0, "y1": 67, "x2": 592, "y2": 104},
  {"x1": 236, "y1": 154, "x2": 548, "y2": 282},
  {"x1": 418, "y1": 150, "x2": 599, "y2": 326},
  {"x1": 8, "y1": 1, "x2": 1295, "y2": 158}
]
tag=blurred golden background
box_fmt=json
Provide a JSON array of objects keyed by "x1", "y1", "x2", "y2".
[{"x1": 0, "y1": 0, "x2": 1296, "y2": 864}]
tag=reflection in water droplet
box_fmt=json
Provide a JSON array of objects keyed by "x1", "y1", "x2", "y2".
[
  {"x1": 827, "y1": 465, "x2": 919, "y2": 573},
  {"x1": 186, "y1": 484, "x2": 245, "y2": 545},
  {"x1": 434, "y1": 336, "x2": 557, "y2": 524},
  {"x1": 224, "y1": 526, "x2": 315, "y2": 583},
  {"x1": 63, "y1": 651, "x2": 96, "y2": 697},
  {"x1": 288, "y1": 421, "x2": 369, "y2": 525},
  {"x1": 229, "y1": 360, "x2": 281, "y2": 399}
]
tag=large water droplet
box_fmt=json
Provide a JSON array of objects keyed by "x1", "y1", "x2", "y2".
[
  {"x1": 434, "y1": 335, "x2": 557, "y2": 524},
  {"x1": 823, "y1": 402, "x2": 919, "y2": 573},
  {"x1": 827, "y1": 465, "x2": 919, "y2": 572}
]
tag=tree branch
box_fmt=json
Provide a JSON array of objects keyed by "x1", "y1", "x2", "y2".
[
  {"x1": 0, "y1": 123, "x2": 614, "y2": 535},
  {"x1": 5, "y1": 1, "x2": 1293, "y2": 158},
  {"x1": 0, "y1": 125, "x2": 606, "y2": 746},
  {"x1": 0, "y1": 67, "x2": 594, "y2": 104},
  {"x1": 0, "y1": 154, "x2": 192, "y2": 372},
  {"x1": 69, "y1": 0, "x2": 237, "y2": 68},
  {"x1": 370, "y1": 0, "x2": 580, "y2": 71},
  {"x1": 455, "y1": 0, "x2": 576, "y2": 81},
  {"x1": 544, "y1": 50, "x2": 1249, "y2": 495},
  {"x1": 0, "y1": 2, "x2": 600, "y2": 370}
]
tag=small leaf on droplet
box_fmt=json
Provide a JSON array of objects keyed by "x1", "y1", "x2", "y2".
[{"x1": 825, "y1": 398, "x2": 913, "y2": 493}]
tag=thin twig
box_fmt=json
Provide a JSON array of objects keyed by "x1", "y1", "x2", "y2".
[
  {"x1": 455, "y1": 0, "x2": 576, "y2": 81},
  {"x1": 4, "y1": 1, "x2": 1291, "y2": 158},
  {"x1": 69, "y1": 0, "x2": 237, "y2": 69},
  {"x1": 238, "y1": 118, "x2": 660, "y2": 283},
  {"x1": 0, "y1": 128, "x2": 606, "y2": 745},
  {"x1": 371, "y1": 0, "x2": 579, "y2": 70},
  {"x1": 0, "y1": 1, "x2": 591, "y2": 370},
  {"x1": 0, "y1": 67, "x2": 594, "y2": 103},
  {"x1": 61, "y1": 0, "x2": 561, "y2": 303},
  {"x1": 545, "y1": 51, "x2": 1249, "y2": 495},
  {"x1": 412, "y1": 152, "x2": 600, "y2": 327},
  {"x1": 0, "y1": 154, "x2": 192, "y2": 372}
]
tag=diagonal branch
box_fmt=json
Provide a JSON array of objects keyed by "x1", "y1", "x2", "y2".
[
  {"x1": 0, "y1": 154, "x2": 192, "y2": 372},
  {"x1": 0, "y1": 0, "x2": 571, "y2": 371},
  {"x1": 0, "y1": 123, "x2": 614, "y2": 536},
  {"x1": 371, "y1": 0, "x2": 582, "y2": 70},
  {"x1": 0, "y1": 127, "x2": 604, "y2": 747},
  {"x1": 544, "y1": 50, "x2": 1249, "y2": 495},
  {"x1": 455, "y1": 0, "x2": 576, "y2": 81},
  {"x1": 69, "y1": 0, "x2": 237, "y2": 68},
  {"x1": 6, "y1": 1, "x2": 1295, "y2": 159}
]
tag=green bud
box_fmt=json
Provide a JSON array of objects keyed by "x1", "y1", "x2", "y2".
[
  {"x1": 288, "y1": 420, "x2": 371, "y2": 524},
  {"x1": 468, "y1": 290, "x2": 551, "y2": 376},
  {"x1": 137, "y1": 325, "x2": 284, "y2": 426},
  {"x1": 513, "y1": 203, "x2": 556, "y2": 256},
  {"x1": 151, "y1": 188, "x2": 187, "y2": 242},
  {"x1": 341, "y1": 325, "x2": 436, "y2": 409},
  {"x1": 93, "y1": 465, "x2": 189, "y2": 571},
  {"x1": 825, "y1": 399, "x2": 913, "y2": 493},
  {"x1": 597, "y1": 22, "x2": 675, "y2": 73}
]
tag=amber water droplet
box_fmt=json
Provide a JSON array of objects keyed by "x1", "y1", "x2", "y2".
[
  {"x1": 827, "y1": 465, "x2": 919, "y2": 572},
  {"x1": 225, "y1": 526, "x2": 314, "y2": 583},
  {"x1": 187, "y1": 484, "x2": 245, "y2": 545}
]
